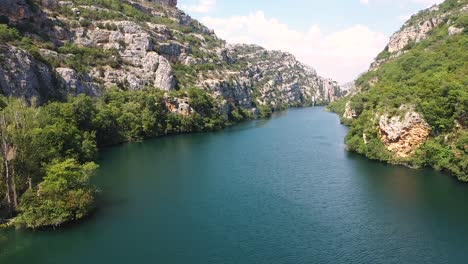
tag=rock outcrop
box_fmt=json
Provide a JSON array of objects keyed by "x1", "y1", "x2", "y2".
[
  {"x1": 0, "y1": 46, "x2": 62, "y2": 102},
  {"x1": 343, "y1": 102, "x2": 358, "y2": 120},
  {"x1": 388, "y1": 17, "x2": 442, "y2": 53},
  {"x1": 56, "y1": 68, "x2": 100, "y2": 96},
  {"x1": 368, "y1": 2, "x2": 467, "y2": 71},
  {"x1": 378, "y1": 107, "x2": 431, "y2": 158},
  {"x1": 333, "y1": 0, "x2": 467, "y2": 180},
  {"x1": 145, "y1": 0, "x2": 177, "y2": 7},
  {"x1": 448, "y1": 26, "x2": 464, "y2": 35},
  {"x1": 165, "y1": 97, "x2": 193, "y2": 116}
]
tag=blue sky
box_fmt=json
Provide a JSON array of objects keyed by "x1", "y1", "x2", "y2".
[{"x1": 179, "y1": 0, "x2": 444, "y2": 82}]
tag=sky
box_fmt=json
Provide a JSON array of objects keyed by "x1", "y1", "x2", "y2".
[{"x1": 178, "y1": 0, "x2": 444, "y2": 83}]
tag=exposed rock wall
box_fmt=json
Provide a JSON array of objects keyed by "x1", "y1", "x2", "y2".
[
  {"x1": 343, "y1": 102, "x2": 358, "y2": 120},
  {"x1": 387, "y1": 17, "x2": 442, "y2": 53},
  {"x1": 0, "y1": 0, "x2": 341, "y2": 110},
  {"x1": 56, "y1": 68, "x2": 100, "y2": 96},
  {"x1": 72, "y1": 20, "x2": 176, "y2": 90},
  {"x1": 221, "y1": 44, "x2": 341, "y2": 108},
  {"x1": 165, "y1": 97, "x2": 193, "y2": 116},
  {"x1": 378, "y1": 107, "x2": 431, "y2": 158},
  {"x1": 145, "y1": 0, "x2": 177, "y2": 7},
  {"x1": 0, "y1": 46, "x2": 62, "y2": 103}
]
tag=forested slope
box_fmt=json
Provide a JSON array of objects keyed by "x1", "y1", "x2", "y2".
[{"x1": 329, "y1": 0, "x2": 467, "y2": 181}]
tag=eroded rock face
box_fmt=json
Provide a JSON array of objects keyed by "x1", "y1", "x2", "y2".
[
  {"x1": 217, "y1": 44, "x2": 342, "y2": 107},
  {"x1": 0, "y1": 46, "x2": 62, "y2": 103},
  {"x1": 378, "y1": 108, "x2": 431, "y2": 158},
  {"x1": 145, "y1": 0, "x2": 177, "y2": 7},
  {"x1": 72, "y1": 21, "x2": 176, "y2": 91},
  {"x1": 56, "y1": 68, "x2": 101, "y2": 96},
  {"x1": 165, "y1": 97, "x2": 192, "y2": 116},
  {"x1": 388, "y1": 18, "x2": 442, "y2": 53},
  {"x1": 343, "y1": 102, "x2": 358, "y2": 119}
]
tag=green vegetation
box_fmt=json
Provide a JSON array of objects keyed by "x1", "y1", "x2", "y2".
[
  {"x1": 57, "y1": 43, "x2": 122, "y2": 73},
  {"x1": 0, "y1": 23, "x2": 119, "y2": 75},
  {"x1": 56, "y1": 0, "x2": 195, "y2": 33},
  {"x1": 329, "y1": 7, "x2": 468, "y2": 181},
  {"x1": 14, "y1": 159, "x2": 98, "y2": 229},
  {"x1": 403, "y1": 0, "x2": 466, "y2": 28},
  {"x1": 0, "y1": 24, "x2": 50, "y2": 63},
  {"x1": 0, "y1": 98, "x2": 98, "y2": 228},
  {"x1": 0, "y1": 86, "x2": 262, "y2": 228},
  {"x1": 0, "y1": 24, "x2": 20, "y2": 42}
]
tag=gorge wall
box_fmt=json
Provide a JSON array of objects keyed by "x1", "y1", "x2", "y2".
[{"x1": 0, "y1": 0, "x2": 341, "y2": 114}]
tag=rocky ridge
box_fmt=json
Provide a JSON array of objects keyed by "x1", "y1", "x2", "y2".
[
  {"x1": 0, "y1": 0, "x2": 341, "y2": 113},
  {"x1": 369, "y1": 1, "x2": 467, "y2": 71}
]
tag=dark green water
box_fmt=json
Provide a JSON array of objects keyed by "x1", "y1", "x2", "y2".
[{"x1": 1, "y1": 107, "x2": 468, "y2": 263}]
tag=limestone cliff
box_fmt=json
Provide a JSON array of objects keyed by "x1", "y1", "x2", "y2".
[
  {"x1": 378, "y1": 106, "x2": 431, "y2": 158},
  {"x1": 0, "y1": 0, "x2": 341, "y2": 111}
]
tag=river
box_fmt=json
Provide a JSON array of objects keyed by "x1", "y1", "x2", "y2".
[{"x1": 1, "y1": 107, "x2": 468, "y2": 263}]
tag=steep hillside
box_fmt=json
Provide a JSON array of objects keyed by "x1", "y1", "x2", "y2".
[
  {"x1": 0, "y1": 0, "x2": 340, "y2": 110},
  {"x1": 329, "y1": 0, "x2": 467, "y2": 181}
]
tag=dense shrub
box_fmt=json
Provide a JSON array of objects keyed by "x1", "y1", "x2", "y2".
[{"x1": 14, "y1": 159, "x2": 98, "y2": 229}]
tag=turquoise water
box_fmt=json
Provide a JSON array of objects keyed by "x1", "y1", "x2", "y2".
[{"x1": 1, "y1": 107, "x2": 468, "y2": 263}]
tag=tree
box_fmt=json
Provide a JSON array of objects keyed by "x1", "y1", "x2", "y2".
[
  {"x1": 14, "y1": 159, "x2": 98, "y2": 229},
  {"x1": 0, "y1": 99, "x2": 39, "y2": 216}
]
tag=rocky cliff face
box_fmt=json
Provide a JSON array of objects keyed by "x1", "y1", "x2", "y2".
[
  {"x1": 196, "y1": 44, "x2": 341, "y2": 111},
  {"x1": 369, "y1": 2, "x2": 466, "y2": 71},
  {"x1": 342, "y1": 102, "x2": 358, "y2": 120},
  {"x1": 378, "y1": 106, "x2": 431, "y2": 158},
  {"x1": 0, "y1": 0, "x2": 340, "y2": 112},
  {"x1": 0, "y1": 45, "x2": 67, "y2": 102}
]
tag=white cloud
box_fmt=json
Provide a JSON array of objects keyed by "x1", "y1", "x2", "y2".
[
  {"x1": 202, "y1": 11, "x2": 388, "y2": 83},
  {"x1": 362, "y1": 0, "x2": 444, "y2": 6},
  {"x1": 181, "y1": 0, "x2": 217, "y2": 13}
]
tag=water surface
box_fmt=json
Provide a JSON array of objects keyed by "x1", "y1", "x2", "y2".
[{"x1": 1, "y1": 107, "x2": 468, "y2": 263}]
